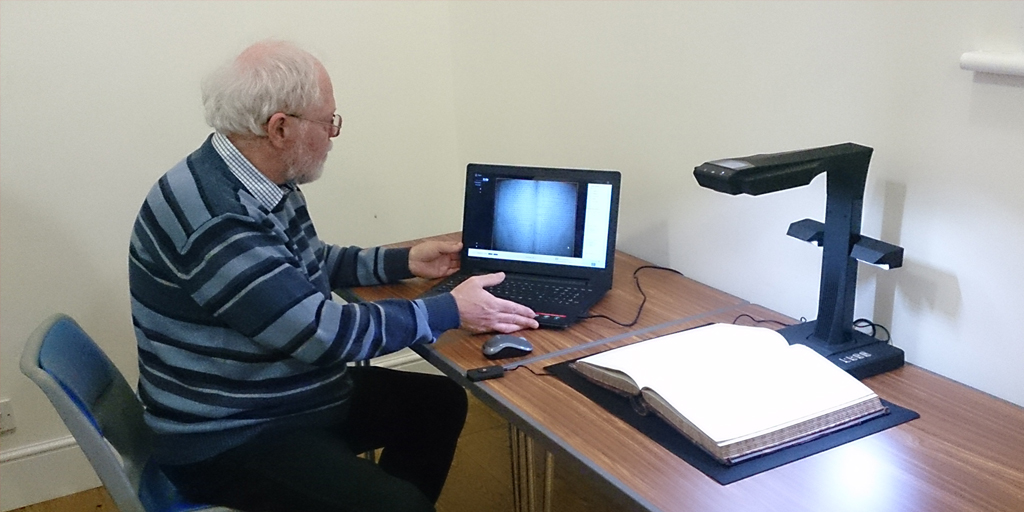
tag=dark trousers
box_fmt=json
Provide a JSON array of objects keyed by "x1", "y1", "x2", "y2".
[{"x1": 163, "y1": 366, "x2": 468, "y2": 512}]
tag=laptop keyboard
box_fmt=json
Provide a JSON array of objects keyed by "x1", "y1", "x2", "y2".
[
  {"x1": 488, "y1": 279, "x2": 589, "y2": 306},
  {"x1": 428, "y1": 274, "x2": 591, "y2": 306}
]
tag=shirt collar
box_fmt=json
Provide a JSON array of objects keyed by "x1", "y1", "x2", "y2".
[{"x1": 210, "y1": 132, "x2": 290, "y2": 210}]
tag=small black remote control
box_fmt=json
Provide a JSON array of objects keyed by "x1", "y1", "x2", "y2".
[{"x1": 466, "y1": 365, "x2": 505, "y2": 382}]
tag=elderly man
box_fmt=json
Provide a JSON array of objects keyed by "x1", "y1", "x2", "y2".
[{"x1": 128, "y1": 40, "x2": 538, "y2": 512}]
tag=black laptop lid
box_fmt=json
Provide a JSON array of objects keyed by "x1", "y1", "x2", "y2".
[{"x1": 460, "y1": 163, "x2": 621, "y2": 290}]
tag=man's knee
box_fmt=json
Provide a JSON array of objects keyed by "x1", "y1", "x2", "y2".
[{"x1": 434, "y1": 376, "x2": 469, "y2": 426}]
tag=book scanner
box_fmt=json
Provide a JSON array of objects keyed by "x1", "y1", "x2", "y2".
[{"x1": 694, "y1": 143, "x2": 905, "y2": 379}]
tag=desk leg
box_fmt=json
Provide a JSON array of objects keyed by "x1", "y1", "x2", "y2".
[
  {"x1": 509, "y1": 424, "x2": 526, "y2": 512},
  {"x1": 543, "y1": 450, "x2": 554, "y2": 512},
  {"x1": 509, "y1": 424, "x2": 554, "y2": 512}
]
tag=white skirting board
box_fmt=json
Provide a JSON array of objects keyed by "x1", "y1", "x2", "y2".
[
  {"x1": 0, "y1": 348, "x2": 438, "y2": 511},
  {"x1": 0, "y1": 438, "x2": 101, "y2": 511}
]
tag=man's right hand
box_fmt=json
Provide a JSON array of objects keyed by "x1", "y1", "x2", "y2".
[{"x1": 450, "y1": 273, "x2": 540, "y2": 334}]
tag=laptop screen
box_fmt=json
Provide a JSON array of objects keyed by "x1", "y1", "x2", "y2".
[{"x1": 461, "y1": 164, "x2": 621, "y2": 282}]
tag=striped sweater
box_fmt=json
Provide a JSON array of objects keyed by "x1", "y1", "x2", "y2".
[{"x1": 129, "y1": 134, "x2": 459, "y2": 464}]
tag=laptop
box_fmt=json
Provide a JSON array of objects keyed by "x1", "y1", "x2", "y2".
[{"x1": 421, "y1": 163, "x2": 621, "y2": 328}]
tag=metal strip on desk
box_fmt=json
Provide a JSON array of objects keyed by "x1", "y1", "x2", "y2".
[{"x1": 502, "y1": 301, "x2": 750, "y2": 371}]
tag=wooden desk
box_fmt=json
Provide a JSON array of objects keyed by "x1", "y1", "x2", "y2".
[{"x1": 345, "y1": 234, "x2": 1024, "y2": 512}]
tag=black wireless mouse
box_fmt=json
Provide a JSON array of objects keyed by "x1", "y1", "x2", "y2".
[{"x1": 482, "y1": 334, "x2": 534, "y2": 360}]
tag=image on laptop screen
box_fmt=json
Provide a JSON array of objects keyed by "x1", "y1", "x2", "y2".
[{"x1": 462, "y1": 164, "x2": 620, "y2": 278}]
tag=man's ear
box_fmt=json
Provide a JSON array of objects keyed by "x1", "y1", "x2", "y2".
[{"x1": 264, "y1": 112, "x2": 291, "y2": 149}]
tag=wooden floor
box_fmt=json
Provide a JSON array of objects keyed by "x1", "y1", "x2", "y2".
[{"x1": 12, "y1": 393, "x2": 642, "y2": 512}]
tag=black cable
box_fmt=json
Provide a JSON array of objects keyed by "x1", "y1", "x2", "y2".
[
  {"x1": 578, "y1": 266, "x2": 894, "y2": 346},
  {"x1": 731, "y1": 313, "x2": 792, "y2": 328},
  {"x1": 578, "y1": 265, "x2": 685, "y2": 327},
  {"x1": 731, "y1": 313, "x2": 893, "y2": 344},
  {"x1": 853, "y1": 318, "x2": 892, "y2": 343}
]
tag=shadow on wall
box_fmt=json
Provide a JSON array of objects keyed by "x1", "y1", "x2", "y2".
[
  {"x1": 1, "y1": 192, "x2": 131, "y2": 378},
  {"x1": 619, "y1": 218, "x2": 671, "y2": 268},
  {"x1": 966, "y1": 72, "x2": 1024, "y2": 129},
  {"x1": 861, "y1": 180, "x2": 962, "y2": 344},
  {"x1": 970, "y1": 71, "x2": 1024, "y2": 89},
  {"x1": 866, "y1": 180, "x2": 908, "y2": 330}
]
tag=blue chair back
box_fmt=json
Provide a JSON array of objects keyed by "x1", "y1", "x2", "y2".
[{"x1": 20, "y1": 314, "x2": 236, "y2": 512}]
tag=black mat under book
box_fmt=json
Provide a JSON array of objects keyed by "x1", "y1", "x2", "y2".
[{"x1": 545, "y1": 359, "x2": 919, "y2": 485}]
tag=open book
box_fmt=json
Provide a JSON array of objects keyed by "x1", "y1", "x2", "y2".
[{"x1": 569, "y1": 323, "x2": 888, "y2": 465}]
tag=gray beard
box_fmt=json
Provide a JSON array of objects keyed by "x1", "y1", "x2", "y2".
[
  {"x1": 286, "y1": 140, "x2": 332, "y2": 184},
  {"x1": 289, "y1": 163, "x2": 324, "y2": 185}
]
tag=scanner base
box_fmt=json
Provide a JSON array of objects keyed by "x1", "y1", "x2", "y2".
[{"x1": 779, "y1": 321, "x2": 904, "y2": 380}]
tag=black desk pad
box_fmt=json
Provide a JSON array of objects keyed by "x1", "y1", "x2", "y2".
[{"x1": 545, "y1": 360, "x2": 919, "y2": 485}]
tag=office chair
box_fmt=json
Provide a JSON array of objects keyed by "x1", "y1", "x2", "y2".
[{"x1": 20, "y1": 313, "x2": 238, "y2": 512}]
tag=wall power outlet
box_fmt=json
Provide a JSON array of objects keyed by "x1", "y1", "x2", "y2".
[{"x1": 0, "y1": 399, "x2": 16, "y2": 434}]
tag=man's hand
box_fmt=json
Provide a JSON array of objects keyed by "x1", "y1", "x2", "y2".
[
  {"x1": 409, "y1": 240, "x2": 462, "y2": 279},
  {"x1": 450, "y1": 273, "x2": 540, "y2": 334}
]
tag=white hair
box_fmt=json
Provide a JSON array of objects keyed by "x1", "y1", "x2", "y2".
[{"x1": 201, "y1": 40, "x2": 324, "y2": 136}]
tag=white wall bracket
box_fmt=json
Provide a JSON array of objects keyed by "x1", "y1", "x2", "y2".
[{"x1": 960, "y1": 51, "x2": 1024, "y2": 77}]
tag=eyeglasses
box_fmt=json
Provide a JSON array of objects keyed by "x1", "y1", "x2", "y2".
[{"x1": 286, "y1": 113, "x2": 342, "y2": 138}]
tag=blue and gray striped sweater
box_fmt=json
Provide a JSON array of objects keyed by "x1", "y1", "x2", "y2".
[{"x1": 129, "y1": 135, "x2": 459, "y2": 464}]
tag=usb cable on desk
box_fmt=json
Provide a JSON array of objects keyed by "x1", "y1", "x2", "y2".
[{"x1": 578, "y1": 265, "x2": 685, "y2": 327}]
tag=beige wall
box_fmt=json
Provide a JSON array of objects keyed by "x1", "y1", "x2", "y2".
[
  {"x1": 2, "y1": 1, "x2": 1023, "y2": 508},
  {"x1": 0, "y1": 1, "x2": 464, "y2": 508},
  {"x1": 445, "y1": 1, "x2": 1024, "y2": 405}
]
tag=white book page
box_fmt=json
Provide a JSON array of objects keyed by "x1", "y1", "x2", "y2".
[
  {"x1": 578, "y1": 323, "x2": 877, "y2": 445},
  {"x1": 579, "y1": 323, "x2": 788, "y2": 383}
]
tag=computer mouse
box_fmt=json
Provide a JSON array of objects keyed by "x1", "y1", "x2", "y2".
[{"x1": 482, "y1": 334, "x2": 534, "y2": 360}]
